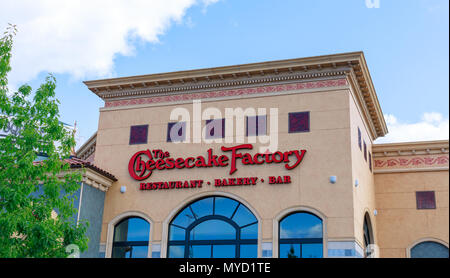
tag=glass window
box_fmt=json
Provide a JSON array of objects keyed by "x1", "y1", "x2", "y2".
[
  {"x1": 167, "y1": 122, "x2": 186, "y2": 142},
  {"x1": 240, "y1": 244, "x2": 258, "y2": 258},
  {"x1": 232, "y1": 204, "x2": 257, "y2": 227},
  {"x1": 172, "y1": 206, "x2": 197, "y2": 228},
  {"x1": 213, "y1": 245, "x2": 235, "y2": 258},
  {"x1": 240, "y1": 223, "x2": 258, "y2": 239},
  {"x1": 113, "y1": 217, "x2": 150, "y2": 242},
  {"x1": 190, "y1": 197, "x2": 214, "y2": 219},
  {"x1": 189, "y1": 245, "x2": 211, "y2": 258},
  {"x1": 169, "y1": 225, "x2": 185, "y2": 241},
  {"x1": 411, "y1": 241, "x2": 449, "y2": 258},
  {"x1": 280, "y1": 244, "x2": 300, "y2": 258},
  {"x1": 214, "y1": 197, "x2": 238, "y2": 218},
  {"x1": 302, "y1": 243, "x2": 323, "y2": 258},
  {"x1": 168, "y1": 196, "x2": 258, "y2": 258},
  {"x1": 288, "y1": 112, "x2": 310, "y2": 133},
  {"x1": 112, "y1": 217, "x2": 150, "y2": 258},
  {"x1": 129, "y1": 125, "x2": 148, "y2": 145},
  {"x1": 190, "y1": 220, "x2": 236, "y2": 240},
  {"x1": 279, "y1": 212, "x2": 323, "y2": 258},
  {"x1": 168, "y1": 245, "x2": 185, "y2": 258},
  {"x1": 280, "y1": 213, "x2": 322, "y2": 239}
]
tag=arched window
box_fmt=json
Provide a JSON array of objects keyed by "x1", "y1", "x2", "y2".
[
  {"x1": 410, "y1": 241, "x2": 449, "y2": 258},
  {"x1": 279, "y1": 212, "x2": 323, "y2": 258},
  {"x1": 112, "y1": 217, "x2": 150, "y2": 258},
  {"x1": 363, "y1": 213, "x2": 374, "y2": 257},
  {"x1": 167, "y1": 196, "x2": 258, "y2": 258}
]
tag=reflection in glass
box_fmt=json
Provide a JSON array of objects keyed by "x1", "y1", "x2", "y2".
[
  {"x1": 112, "y1": 246, "x2": 147, "y2": 258},
  {"x1": 232, "y1": 205, "x2": 257, "y2": 227},
  {"x1": 190, "y1": 220, "x2": 236, "y2": 240},
  {"x1": 190, "y1": 197, "x2": 213, "y2": 219},
  {"x1": 280, "y1": 213, "x2": 322, "y2": 239},
  {"x1": 167, "y1": 196, "x2": 258, "y2": 258},
  {"x1": 172, "y1": 206, "x2": 196, "y2": 228},
  {"x1": 240, "y1": 244, "x2": 258, "y2": 258},
  {"x1": 213, "y1": 245, "x2": 235, "y2": 258},
  {"x1": 279, "y1": 212, "x2": 323, "y2": 258},
  {"x1": 190, "y1": 245, "x2": 211, "y2": 258},
  {"x1": 214, "y1": 197, "x2": 238, "y2": 218},
  {"x1": 168, "y1": 245, "x2": 185, "y2": 258},
  {"x1": 169, "y1": 225, "x2": 185, "y2": 241},
  {"x1": 112, "y1": 217, "x2": 150, "y2": 258},
  {"x1": 280, "y1": 244, "x2": 300, "y2": 258},
  {"x1": 240, "y1": 223, "x2": 258, "y2": 239},
  {"x1": 114, "y1": 217, "x2": 150, "y2": 242},
  {"x1": 302, "y1": 244, "x2": 323, "y2": 258}
]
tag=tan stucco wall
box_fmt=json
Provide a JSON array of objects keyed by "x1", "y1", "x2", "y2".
[
  {"x1": 374, "y1": 170, "x2": 449, "y2": 257},
  {"x1": 95, "y1": 87, "x2": 358, "y2": 257},
  {"x1": 91, "y1": 80, "x2": 449, "y2": 258}
]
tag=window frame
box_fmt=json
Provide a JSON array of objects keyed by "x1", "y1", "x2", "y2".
[
  {"x1": 278, "y1": 211, "x2": 323, "y2": 258},
  {"x1": 111, "y1": 216, "x2": 151, "y2": 258},
  {"x1": 167, "y1": 196, "x2": 258, "y2": 258}
]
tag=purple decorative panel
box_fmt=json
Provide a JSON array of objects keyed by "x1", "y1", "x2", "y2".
[
  {"x1": 247, "y1": 115, "x2": 267, "y2": 136},
  {"x1": 288, "y1": 112, "x2": 310, "y2": 133},
  {"x1": 416, "y1": 191, "x2": 436, "y2": 209},
  {"x1": 129, "y1": 125, "x2": 148, "y2": 145},
  {"x1": 364, "y1": 141, "x2": 367, "y2": 161},
  {"x1": 205, "y1": 118, "x2": 225, "y2": 139},
  {"x1": 167, "y1": 122, "x2": 186, "y2": 142},
  {"x1": 358, "y1": 127, "x2": 362, "y2": 151}
]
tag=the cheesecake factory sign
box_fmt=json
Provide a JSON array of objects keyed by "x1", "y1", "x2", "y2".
[{"x1": 128, "y1": 144, "x2": 306, "y2": 191}]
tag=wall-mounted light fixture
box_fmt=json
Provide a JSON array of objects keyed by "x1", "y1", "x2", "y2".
[
  {"x1": 329, "y1": 176, "x2": 337, "y2": 184},
  {"x1": 120, "y1": 186, "x2": 126, "y2": 193}
]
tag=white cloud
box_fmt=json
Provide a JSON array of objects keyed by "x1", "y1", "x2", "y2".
[
  {"x1": 0, "y1": 0, "x2": 218, "y2": 87},
  {"x1": 375, "y1": 112, "x2": 449, "y2": 143}
]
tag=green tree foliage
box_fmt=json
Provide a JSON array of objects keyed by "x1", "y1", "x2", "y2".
[{"x1": 0, "y1": 24, "x2": 88, "y2": 258}]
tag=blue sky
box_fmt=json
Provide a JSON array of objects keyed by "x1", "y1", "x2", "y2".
[{"x1": 1, "y1": 0, "x2": 448, "y2": 148}]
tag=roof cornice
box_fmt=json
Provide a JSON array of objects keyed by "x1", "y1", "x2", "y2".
[
  {"x1": 373, "y1": 140, "x2": 449, "y2": 157},
  {"x1": 84, "y1": 51, "x2": 388, "y2": 139}
]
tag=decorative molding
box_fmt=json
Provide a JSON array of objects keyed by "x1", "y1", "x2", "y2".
[
  {"x1": 373, "y1": 141, "x2": 449, "y2": 173},
  {"x1": 84, "y1": 52, "x2": 389, "y2": 139},
  {"x1": 99, "y1": 70, "x2": 348, "y2": 100},
  {"x1": 105, "y1": 78, "x2": 348, "y2": 108},
  {"x1": 373, "y1": 140, "x2": 449, "y2": 158},
  {"x1": 374, "y1": 155, "x2": 449, "y2": 173},
  {"x1": 82, "y1": 168, "x2": 115, "y2": 192},
  {"x1": 76, "y1": 132, "x2": 97, "y2": 161}
]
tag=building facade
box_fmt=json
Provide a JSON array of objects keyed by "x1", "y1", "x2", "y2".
[{"x1": 75, "y1": 52, "x2": 449, "y2": 258}]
